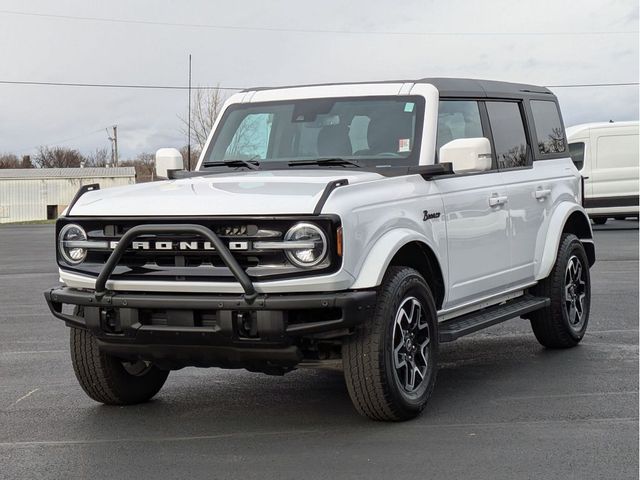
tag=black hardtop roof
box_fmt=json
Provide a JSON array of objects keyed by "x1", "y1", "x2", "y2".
[
  {"x1": 419, "y1": 77, "x2": 553, "y2": 98},
  {"x1": 242, "y1": 77, "x2": 554, "y2": 100}
]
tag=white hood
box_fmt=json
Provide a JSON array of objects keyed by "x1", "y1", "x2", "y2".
[{"x1": 69, "y1": 169, "x2": 383, "y2": 216}]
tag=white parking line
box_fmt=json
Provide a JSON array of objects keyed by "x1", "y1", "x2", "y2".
[
  {"x1": 8, "y1": 388, "x2": 39, "y2": 408},
  {"x1": 492, "y1": 390, "x2": 638, "y2": 402},
  {"x1": 0, "y1": 350, "x2": 66, "y2": 355},
  {"x1": 0, "y1": 429, "x2": 322, "y2": 447},
  {"x1": 0, "y1": 417, "x2": 637, "y2": 448},
  {"x1": 588, "y1": 329, "x2": 639, "y2": 334}
]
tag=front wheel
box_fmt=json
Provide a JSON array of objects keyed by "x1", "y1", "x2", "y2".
[
  {"x1": 343, "y1": 267, "x2": 438, "y2": 421},
  {"x1": 70, "y1": 327, "x2": 169, "y2": 405},
  {"x1": 592, "y1": 217, "x2": 607, "y2": 225},
  {"x1": 529, "y1": 234, "x2": 591, "y2": 348}
]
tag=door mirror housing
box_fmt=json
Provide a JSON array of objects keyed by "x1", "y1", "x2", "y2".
[
  {"x1": 155, "y1": 148, "x2": 184, "y2": 179},
  {"x1": 439, "y1": 137, "x2": 492, "y2": 173}
]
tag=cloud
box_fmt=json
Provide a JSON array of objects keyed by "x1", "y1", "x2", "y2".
[{"x1": 0, "y1": 0, "x2": 637, "y2": 158}]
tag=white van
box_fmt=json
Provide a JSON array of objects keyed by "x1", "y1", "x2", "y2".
[{"x1": 566, "y1": 121, "x2": 639, "y2": 224}]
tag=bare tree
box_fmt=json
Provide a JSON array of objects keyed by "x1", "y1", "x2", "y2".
[
  {"x1": 225, "y1": 115, "x2": 266, "y2": 159},
  {"x1": 179, "y1": 145, "x2": 200, "y2": 170},
  {"x1": 498, "y1": 144, "x2": 527, "y2": 169},
  {"x1": 132, "y1": 152, "x2": 155, "y2": 182},
  {"x1": 21, "y1": 155, "x2": 34, "y2": 168},
  {"x1": 86, "y1": 147, "x2": 110, "y2": 167},
  {"x1": 119, "y1": 152, "x2": 156, "y2": 183},
  {"x1": 35, "y1": 146, "x2": 84, "y2": 168},
  {"x1": 0, "y1": 153, "x2": 20, "y2": 168},
  {"x1": 179, "y1": 86, "x2": 228, "y2": 151}
]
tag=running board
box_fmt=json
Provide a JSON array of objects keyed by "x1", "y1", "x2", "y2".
[{"x1": 438, "y1": 295, "x2": 550, "y2": 343}]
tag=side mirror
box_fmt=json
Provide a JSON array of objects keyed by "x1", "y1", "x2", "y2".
[
  {"x1": 439, "y1": 137, "x2": 492, "y2": 173},
  {"x1": 155, "y1": 148, "x2": 183, "y2": 179}
]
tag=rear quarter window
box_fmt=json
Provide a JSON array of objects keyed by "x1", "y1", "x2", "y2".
[
  {"x1": 530, "y1": 100, "x2": 566, "y2": 155},
  {"x1": 568, "y1": 142, "x2": 585, "y2": 170}
]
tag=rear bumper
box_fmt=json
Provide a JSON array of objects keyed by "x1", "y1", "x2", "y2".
[{"x1": 44, "y1": 287, "x2": 377, "y2": 370}]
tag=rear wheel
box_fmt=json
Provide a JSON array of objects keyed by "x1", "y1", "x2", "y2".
[
  {"x1": 70, "y1": 327, "x2": 169, "y2": 405},
  {"x1": 592, "y1": 217, "x2": 607, "y2": 225},
  {"x1": 343, "y1": 267, "x2": 438, "y2": 421},
  {"x1": 529, "y1": 234, "x2": 591, "y2": 348}
]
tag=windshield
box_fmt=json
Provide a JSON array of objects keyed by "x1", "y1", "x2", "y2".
[{"x1": 202, "y1": 96, "x2": 424, "y2": 168}]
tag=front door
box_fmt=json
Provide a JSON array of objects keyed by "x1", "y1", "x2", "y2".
[
  {"x1": 434, "y1": 100, "x2": 511, "y2": 309},
  {"x1": 436, "y1": 173, "x2": 511, "y2": 308}
]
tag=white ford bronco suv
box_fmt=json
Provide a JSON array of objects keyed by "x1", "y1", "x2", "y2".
[{"x1": 45, "y1": 78, "x2": 595, "y2": 421}]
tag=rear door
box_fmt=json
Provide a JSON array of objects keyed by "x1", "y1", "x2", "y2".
[
  {"x1": 434, "y1": 100, "x2": 511, "y2": 308},
  {"x1": 483, "y1": 100, "x2": 543, "y2": 287},
  {"x1": 495, "y1": 99, "x2": 573, "y2": 287}
]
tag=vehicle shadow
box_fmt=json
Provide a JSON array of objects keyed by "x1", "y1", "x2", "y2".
[
  {"x1": 78, "y1": 334, "x2": 593, "y2": 435},
  {"x1": 591, "y1": 218, "x2": 639, "y2": 231}
]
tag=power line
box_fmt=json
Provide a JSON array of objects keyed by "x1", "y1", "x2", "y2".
[
  {"x1": 15, "y1": 127, "x2": 107, "y2": 153},
  {"x1": 546, "y1": 82, "x2": 639, "y2": 88},
  {"x1": 0, "y1": 79, "x2": 638, "y2": 91},
  {"x1": 1, "y1": 9, "x2": 638, "y2": 37},
  {"x1": 0, "y1": 80, "x2": 243, "y2": 90}
]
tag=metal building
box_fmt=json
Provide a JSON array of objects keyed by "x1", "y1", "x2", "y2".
[{"x1": 0, "y1": 167, "x2": 136, "y2": 223}]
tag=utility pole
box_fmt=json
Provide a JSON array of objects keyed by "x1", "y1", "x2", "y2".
[
  {"x1": 106, "y1": 125, "x2": 118, "y2": 167},
  {"x1": 113, "y1": 125, "x2": 118, "y2": 167},
  {"x1": 187, "y1": 54, "x2": 192, "y2": 171},
  {"x1": 106, "y1": 128, "x2": 114, "y2": 166}
]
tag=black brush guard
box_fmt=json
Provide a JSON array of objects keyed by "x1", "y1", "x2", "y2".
[
  {"x1": 93, "y1": 224, "x2": 258, "y2": 303},
  {"x1": 44, "y1": 223, "x2": 377, "y2": 369}
]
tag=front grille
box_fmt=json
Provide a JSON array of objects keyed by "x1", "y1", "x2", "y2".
[{"x1": 57, "y1": 216, "x2": 340, "y2": 282}]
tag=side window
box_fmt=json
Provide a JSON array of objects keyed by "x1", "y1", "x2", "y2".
[
  {"x1": 486, "y1": 101, "x2": 529, "y2": 169},
  {"x1": 436, "y1": 100, "x2": 484, "y2": 151},
  {"x1": 568, "y1": 142, "x2": 585, "y2": 170},
  {"x1": 224, "y1": 113, "x2": 273, "y2": 160},
  {"x1": 530, "y1": 100, "x2": 566, "y2": 154}
]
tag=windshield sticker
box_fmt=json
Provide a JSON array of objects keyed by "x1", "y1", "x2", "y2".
[
  {"x1": 404, "y1": 102, "x2": 415, "y2": 112},
  {"x1": 399, "y1": 138, "x2": 410, "y2": 152}
]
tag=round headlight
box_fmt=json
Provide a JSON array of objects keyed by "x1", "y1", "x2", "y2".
[
  {"x1": 58, "y1": 224, "x2": 88, "y2": 264},
  {"x1": 284, "y1": 223, "x2": 327, "y2": 267}
]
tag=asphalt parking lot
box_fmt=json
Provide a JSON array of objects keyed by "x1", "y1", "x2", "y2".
[{"x1": 0, "y1": 221, "x2": 637, "y2": 479}]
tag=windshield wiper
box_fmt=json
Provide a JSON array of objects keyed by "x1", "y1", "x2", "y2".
[
  {"x1": 288, "y1": 158, "x2": 361, "y2": 168},
  {"x1": 202, "y1": 159, "x2": 260, "y2": 170}
]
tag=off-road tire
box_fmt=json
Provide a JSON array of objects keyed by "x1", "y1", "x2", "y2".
[
  {"x1": 343, "y1": 267, "x2": 438, "y2": 421},
  {"x1": 529, "y1": 233, "x2": 591, "y2": 348},
  {"x1": 70, "y1": 327, "x2": 169, "y2": 405}
]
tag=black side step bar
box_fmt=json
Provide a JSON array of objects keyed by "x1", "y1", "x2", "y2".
[{"x1": 438, "y1": 295, "x2": 550, "y2": 343}]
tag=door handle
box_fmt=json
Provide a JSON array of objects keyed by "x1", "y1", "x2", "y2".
[
  {"x1": 489, "y1": 195, "x2": 508, "y2": 207},
  {"x1": 535, "y1": 188, "x2": 552, "y2": 200}
]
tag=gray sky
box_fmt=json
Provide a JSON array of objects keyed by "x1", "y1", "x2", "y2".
[{"x1": 0, "y1": 0, "x2": 638, "y2": 159}]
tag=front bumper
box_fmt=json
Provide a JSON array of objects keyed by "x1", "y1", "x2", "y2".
[{"x1": 44, "y1": 287, "x2": 377, "y2": 370}]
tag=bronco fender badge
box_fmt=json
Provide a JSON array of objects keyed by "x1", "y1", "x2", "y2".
[{"x1": 423, "y1": 210, "x2": 441, "y2": 221}]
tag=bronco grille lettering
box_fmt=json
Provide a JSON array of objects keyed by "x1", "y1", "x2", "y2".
[{"x1": 106, "y1": 240, "x2": 249, "y2": 251}]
